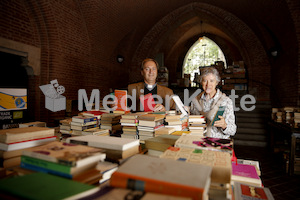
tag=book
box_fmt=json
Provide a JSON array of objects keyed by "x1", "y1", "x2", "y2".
[
  {"x1": 175, "y1": 135, "x2": 233, "y2": 154},
  {"x1": 237, "y1": 159, "x2": 261, "y2": 176},
  {"x1": 82, "y1": 110, "x2": 106, "y2": 119},
  {"x1": 21, "y1": 155, "x2": 99, "y2": 178},
  {"x1": 121, "y1": 112, "x2": 148, "y2": 119},
  {"x1": 110, "y1": 154, "x2": 212, "y2": 200},
  {"x1": 96, "y1": 161, "x2": 118, "y2": 184},
  {"x1": 0, "y1": 136, "x2": 57, "y2": 151},
  {"x1": 0, "y1": 172, "x2": 99, "y2": 200},
  {"x1": 72, "y1": 168, "x2": 102, "y2": 185},
  {"x1": 3, "y1": 156, "x2": 21, "y2": 168},
  {"x1": 70, "y1": 121, "x2": 98, "y2": 126},
  {"x1": 211, "y1": 106, "x2": 226, "y2": 126},
  {"x1": 19, "y1": 121, "x2": 46, "y2": 128},
  {"x1": 231, "y1": 163, "x2": 262, "y2": 187},
  {"x1": 72, "y1": 116, "x2": 97, "y2": 124},
  {"x1": 160, "y1": 147, "x2": 232, "y2": 184},
  {"x1": 66, "y1": 135, "x2": 139, "y2": 151},
  {"x1": 171, "y1": 131, "x2": 191, "y2": 136},
  {"x1": 82, "y1": 128, "x2": 110, "y2": 136},
  {"x1": 155, "y1": 127, "x2": 176, "y2": 135},
  {"x1": 22, "y1": 141, "x2": 106, "y2": 167},
  {"x1": 145, "y1": 135, "x2": 178, "y2": 152},
  {"x1": 0, "y1": 126, "x2": 55, "y2": 143},
  {"x1": 138, "y1": 124, "x2": 164, "y2": 132},
  {"x1": 140, "y1": 93, "x2": 156, "y2": 112},
  {"x1": 70, "y1": 124, "x2": 98, "y2": 131},
  {"x1": 233, "y1": 182, "x2": 274, "y2": 200},
  {"x1": 172, "y1": 95, "x2": 188, "y2": 116},
  {"x1": 0, "y1": 148, "x2": 24, "y2": 159},
  {"x1": 138, "y1": 119, "x2": 164, "y2": 127},
  {"x1": 115, "y1": 89, "x2": 128, "y2": 111},
  {"x1": 137, "y1": 114, "x2": 165, "y2": 121}
]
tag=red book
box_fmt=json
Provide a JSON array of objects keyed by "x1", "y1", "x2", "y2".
[
  {"x1": 140, "y1": 93, "x2": 155, "y2": 112},
  {"x1": 114, "y1": 90, "x2": 128, "y2": 111}
]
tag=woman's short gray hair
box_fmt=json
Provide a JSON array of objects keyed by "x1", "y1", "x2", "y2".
[{"x1": 200, "y1": 67, "x2": 221, "y2": 84}]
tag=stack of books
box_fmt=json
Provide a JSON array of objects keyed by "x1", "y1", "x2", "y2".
[
  {"x1": 0, "y1": 127, "x2": 56, "y2": 169},
  {"x1": 81, "y1": 110, "x2": 104, "y2": 126},
  {"x1": 20, "y1": 141, "x2": 106, "y2": 179},
  {"x1": 120, "y1": 112, "x2": 147, "y2": 139},
  {"x1": 137, "y1": 114, "x2": 165, "y2": 143},
  {"x1": 66, "y1": 135, "x2": 140, "y2": 163},
  {"x1": 188, "y1": 115, "x2": 206, "y2": 136},
  {"x1": 164, "y1": 114, "x2": 188, "y2": 131},
  {"x1": 100, "y1": 113, "x2": 122, "y2": 134},
  {"x1": 71, "y1": 115, "x2": 98, "y2": 136},
  {"x1": 294, "y1": 111, "x2": 300, "y2": 128},
  {"x1": 284, "y1": 107, "x2": 295, "y2": 124},
  {"x1": 59, "y1": 118, "x2": 72, "y2": 140}
]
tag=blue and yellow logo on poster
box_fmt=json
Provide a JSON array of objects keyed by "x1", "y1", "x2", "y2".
[{"x1": 0, "y1": 89, "x2": 27, "y2": 111}]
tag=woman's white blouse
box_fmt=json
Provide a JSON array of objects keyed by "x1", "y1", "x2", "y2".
[{"x1": 190, "y1": 89, "x2": 237, "y2": 139}]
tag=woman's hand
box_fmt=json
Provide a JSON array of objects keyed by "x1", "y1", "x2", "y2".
[
  {"x1": 214, "y1": 116, "x2": 227, "y2": 130},
  {"x1": 153, "y1": 104, "x2": 166, "y2": 112}
]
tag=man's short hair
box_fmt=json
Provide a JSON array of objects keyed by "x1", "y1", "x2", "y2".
[{"x1": 141, "y1": 58, "x2": 159, "y2": 70}]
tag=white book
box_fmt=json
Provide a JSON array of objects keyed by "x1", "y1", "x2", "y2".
[{"x1": 66, "y1": 135, "x2": 140, "y2": 151}]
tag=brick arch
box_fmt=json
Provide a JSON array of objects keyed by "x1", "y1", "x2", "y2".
[{"x1": 131, "y1": 2, "x2": 271, "y2": 100}]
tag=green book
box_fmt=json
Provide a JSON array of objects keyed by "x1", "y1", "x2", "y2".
[
  {"x1": 0, "y1": 172, "x2": 99, "y2": 200},
  {"x1": 210, "y1": 106, "x2": 226, "y2": 126}
]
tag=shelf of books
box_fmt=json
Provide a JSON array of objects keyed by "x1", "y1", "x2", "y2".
[{"x1": 0, "y1": 108, "x2": 275, "y2": 200}]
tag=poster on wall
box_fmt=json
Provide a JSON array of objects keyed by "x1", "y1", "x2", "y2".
[{"x1": 0, "y1": 88, "x2": 27, "y2": 111}]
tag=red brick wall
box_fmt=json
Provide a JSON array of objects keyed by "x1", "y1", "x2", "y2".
[{"x1": 0, "y1": 0, "x2": 299, "y2": 125}]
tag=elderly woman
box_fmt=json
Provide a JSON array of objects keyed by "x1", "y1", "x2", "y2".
[{"x1": 189, "y1": 67, "x2": 236, "y2": 139}]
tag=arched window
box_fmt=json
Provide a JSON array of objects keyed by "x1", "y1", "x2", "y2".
[{"x1": 183, "y1": 36, "x2": 226, "y2": 86}]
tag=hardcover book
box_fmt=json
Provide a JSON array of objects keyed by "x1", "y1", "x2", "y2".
[
  {"x1": 137, "y1": 114, "x2": 165, "y2": 121},
  {"x1": 211, "y1": 106, "x2": 226, "y2": 126},
  {"x1": 110, "y1": 154, "x2": 212, "y2": 200},
  {"x1": 140, "y1": 93, "x2": 156, "y2": 112},
  {"x1": 114, "y1": 89, "x2": 128, "y2": 111},
  {"x1": 71, "y1": 116, "x2": 98, "y2": 124},
  {"x1": 233, "y1": 181, "x2": 274, "y2": 200},
  {"x1": 160, "y1": 147, "x2": 232, "y2": 184},
  {"x1": 22, "y1": 141, "x2": 106, "y2": 167}
]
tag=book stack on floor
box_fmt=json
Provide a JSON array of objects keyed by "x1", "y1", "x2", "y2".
[
  {"x1": 0, "y1": 127, "x2": 56, "y2": 169},
  {"x1": 20, "y1": 141, "x2": 106, "y2": 182},
  {"x1": 110, "y1": 154, "x2": 212, "y2": 200},
  {"x1": 188, "y1": 115, "x2": 206, "y2": 136},
  {"x1": 137, "y1": 114, "x2": 165, "y2": 143},
  {"x1": 59, "y1": 118, "x2": 73, "y2": 141},
  {"x1": 120, "y1": 112, "x2": 147, "y2": 139},
  {"x1": 145, "y1": 134, "x2": 178, "y2": 157},
  {"x1": 165, "y1": 114, "x2": 189, "y2": 131},
  {"x1": 100, "y1": 113, "x2": 122, "y2": 134},
  {"x1": 71, "y1": 115, "x2": 98, "y2": 136},
  {"x1": 66, "y1": 135, "x2": 140, "y2": 164}
]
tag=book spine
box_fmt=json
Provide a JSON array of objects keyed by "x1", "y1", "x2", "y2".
[
  {"x1": 21, "y1": 156, "x2": 71, "y2": 174},
  {"x1": 20, "y1": 162, "x2": 73, "y2": 178},
  {"x1": 110, "y1": 171, "x2": 204, "y2": 200}
]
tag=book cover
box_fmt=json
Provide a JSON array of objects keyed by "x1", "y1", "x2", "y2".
[
  {"x1": 231, "y1": 163, "x2": 262, "y2": 187},
  {"x1": 66, "y1": 135, "x2": 140, "y2": 151},
  {"x1": 0, "y1": 172, "x2": 99, "y2": 200},
  {"x1": 0, "y1": 127, "x2": 55, "y2": 143},
  {"x1": 140, "y1": 93, "x2": 156, "y2": 112},
  {"x1": 0, "y1": 136, "x2": 57, "y2": 151},
  {"x1": 110, "y1": 154, "x2": 212, "y2": 200},
  {"x1": 115, "y1": 89, "x2": 128, "y2": 111},
  {"x1": 160, "y1": 147, "x2": 232, "y2": 184},
  {"x1": 234, "y1": 182, "x2": 274, "y2": 200},
  {"x1": 175, "y1": 135, "x2": 233, "y2": 154},
  {"x1": 22, "y1": 141, "x2": 106, "y2": 167},
  {"x1": 72, "y1": 116, "x2": 97, "y2": 124},
  {"x1": 145, "y1": 135, "x2": 178, "y2": 152},
  {"x1": 211, "y1": 106, "x2": 226, "y2": 126}
]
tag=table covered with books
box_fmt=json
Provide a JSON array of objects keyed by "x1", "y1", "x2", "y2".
[{"x1": 0, "y1": 110, "x2": 274, "y2": 200}]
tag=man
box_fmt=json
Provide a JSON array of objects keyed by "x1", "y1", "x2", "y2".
[{"x1": 128, "y1": 58, "x2": 175, "y2": 112}]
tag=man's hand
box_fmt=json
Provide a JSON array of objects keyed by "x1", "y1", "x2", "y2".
[
  {"x1": 153, "y1": 104, "x2": 166, "y2": 112},
  {"x1": 214, "y1": 116, "x2": 227, "y2": 130}
]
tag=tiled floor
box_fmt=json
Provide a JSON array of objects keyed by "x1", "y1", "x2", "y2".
[{"x1": 234, "y1": 145, "x2": 300, "y2": 200}]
